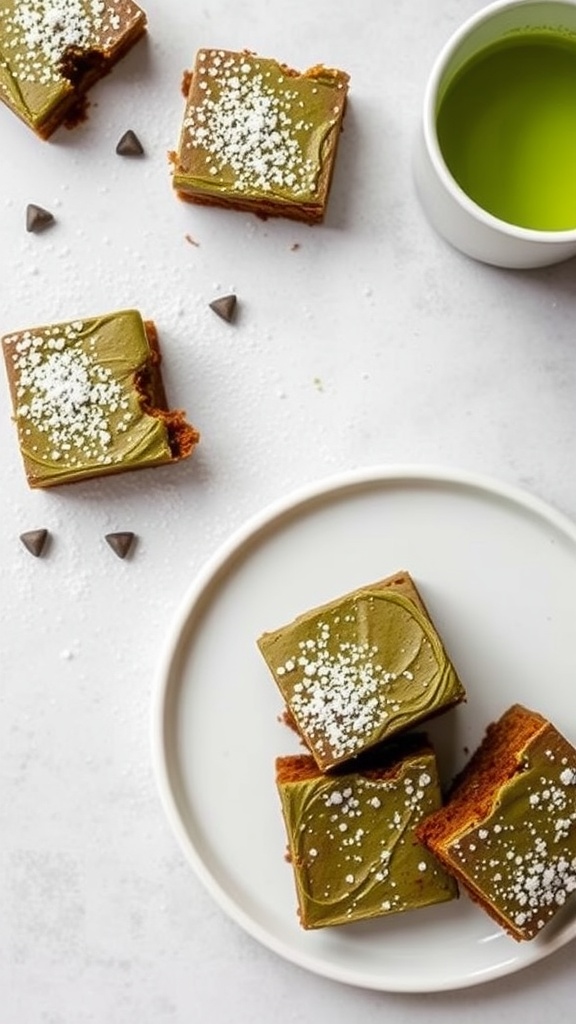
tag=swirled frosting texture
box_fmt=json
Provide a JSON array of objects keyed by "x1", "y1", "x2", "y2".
[
  {"x1": 427, "y1": 711, "x2": 576, "y2": 940},
  {"x1": 276, "y1": 749, "x2": 457, "y2": 929},
  {"x1": 173, "y1": 49, "x2": 349, "y2": 222},
  {"x1": 2, "y1": 309, "x2": 190, "y2": 487},
  {"x1": 0, "y1": 1, "x2": 146, "y2": 135},
  {"x1": 259, "y1": 576, "x2": 465, "y2": 770}
]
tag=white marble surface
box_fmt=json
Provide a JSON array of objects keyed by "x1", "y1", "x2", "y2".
[{"x1": 0, "y1": 1, "x2": 575, "y2": 1020}]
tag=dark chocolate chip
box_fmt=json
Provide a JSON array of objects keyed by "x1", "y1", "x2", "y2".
[
  {"x1": 20, "y1": 528, "x2": 49, "y2": 557},
  {"x1": 209, "y1": 294, "x2": 237, "y2": 323},
  {"x1": 26, "y1": 204, "x2": 55, "y2": 233},
  {"x1": 115, "y1": 130, "x2": 144, "y2": 156},
  {"x1": 105, "y1": 532, "x2": 136, "y2": 559}
]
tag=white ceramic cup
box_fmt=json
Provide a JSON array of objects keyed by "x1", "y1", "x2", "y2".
[{"x1": 414, "y1": 0, "x2": 576, "y2": 268}]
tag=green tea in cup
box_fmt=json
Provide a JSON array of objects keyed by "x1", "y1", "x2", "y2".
[{"x1": 436, "y1": 28, "x2": 576, "y2": 231}]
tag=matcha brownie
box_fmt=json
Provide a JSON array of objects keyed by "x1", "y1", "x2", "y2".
[
  {"x1": 172, "y1": 48, "x2": 349, "y2": 223},
  {"x1": 2, "y1": 309, "x2": 199, "y2": 487},
  {"x1": 0, "y1": 1, "x2": 147, "y2": 138},
  {"x1": 417, "y1": 704, "x2": 576, "y2": 940},
  {"x1": 276, "y1": 736, "x2": 458, "y2": 929},
  {"x1": 258, "y1": 571, "x2": 466, "y2": 771}
]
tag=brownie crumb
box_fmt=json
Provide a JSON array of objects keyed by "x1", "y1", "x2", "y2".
[
  {"x1": 26, "y1": 204, "x2": 55, "y2": 233},
  {"x1": 116, "y1": 129, "x2": 144, "y2": 156},
  {"x1": 209, "y1": 294, "x2": 237, "y2": 323},
  {"x1": 181, "y1": 69, "x2": 193, "y2": 98},
  {"x1": 105, "y1": 532, "x2": 136, "y2": 559},
  {"x1": 20, "y1": 529, "x2": 49, "y2": 557}
]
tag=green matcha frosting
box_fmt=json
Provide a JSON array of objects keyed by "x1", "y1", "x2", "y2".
[
  {"x1": 0, "y1": 0, "x2": 144, "y2": 132},
  {"x1": 445, "y1": 728, "x2": 576, "y2": 939},
  {"x1": 260, "y1": 587, "x2": 464, "y2": 770},
  {"x1": 277, "y1": 751, "x2": 457, "y2": 929},
  {"x1": 174, "y1": 49, "x2": 348, "y2": 209},
  {"x1": 3, "y1": 310, "x2": 175, "y2": 486}
]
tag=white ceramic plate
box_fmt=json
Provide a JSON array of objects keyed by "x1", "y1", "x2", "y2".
[{"x1": 152, "y1": 466, "x2": 576, "y2": 992}]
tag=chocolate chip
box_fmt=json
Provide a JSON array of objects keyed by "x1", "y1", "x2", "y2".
[
  {"x1": 209, "y1": 294, "x2": 237, "y2": 323},
  {"x1": 20, "y1": 528, "x2": 49, "y2": 557},
  {"x1": 115, "y1": 130, "x2": 144, "y2": 156},
  {"x1": 105, "y1": 531, "x2": 136, "y2": 559},
  {"x1": 26, "y1": 204, "x2": 55, "y2": 233}
]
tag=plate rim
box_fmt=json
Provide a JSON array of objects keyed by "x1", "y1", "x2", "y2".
[{"x1": 151, "y1": 463, "x2": 576, "y2": 992}]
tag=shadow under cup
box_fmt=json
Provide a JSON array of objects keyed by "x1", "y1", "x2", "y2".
[{"x1": 414, "y1": 0, "x2": 576, "y2": 268}]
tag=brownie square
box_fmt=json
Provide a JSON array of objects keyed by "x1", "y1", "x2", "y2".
[
  {"x1": 2, "y1": 309, "x2": 199, "y2": 487},
  {"x1": 276, "y1": 738, "x2": 458, "y2": 929},
  {"x1": 417, "y1": 704, "x2": 576, "y2": 940},
  {"x1": 258, "y1": 571, "x2": 466, "y2": 771},
  {"x1": 172, "y1": 48, "x2": 349, "y2": 223},
  {"x1": 0, "y1": 0, "x2": 147, "y2": 138}
]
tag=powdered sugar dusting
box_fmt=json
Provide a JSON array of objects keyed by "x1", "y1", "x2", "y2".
[
  {"x1": 182, "y1": 49, "x2": 346, "y2": 199},
  {"x1": 5, "y1": 320, "x2": 133, "y2": 469},
  {"x1": 268, "y1": 591, "x2": 457, "y2": 767},
  {"x1": 14, "y1": 1, "x2": 102, "y2": 76},
  {"x1": 452, "y1": 748, "x2": 576, "y2": 936},
  {"x1": 280, "y1": 756, "x2": 455, "y2": 926},
  {"x1": 277, "y1": 614, "x2": 422, "y2": 762},
  {"x1": 0, "y1": 1, "x2": 142, "y2": 88}
]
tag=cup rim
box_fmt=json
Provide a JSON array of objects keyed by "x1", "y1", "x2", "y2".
[{"x1": 423, "y1": 0, "x2": 576, "y2": 243}]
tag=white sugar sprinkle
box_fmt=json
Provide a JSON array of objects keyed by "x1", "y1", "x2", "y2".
[
  {"x1": 276, "y1": 612, "x2": 424, "y2": 761},
  {"x1": 8, "y1": 322, "x2": 132, "y2": 467},
  {"x1": 453, "y1": 757, "x2": 576, "y2": 934},
  {"x1": 184, "y1": 51, "x2": 344, "y2": 198},
  {"x1": 2, "y1": 1, "x2": 131, "y2": 89}
]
